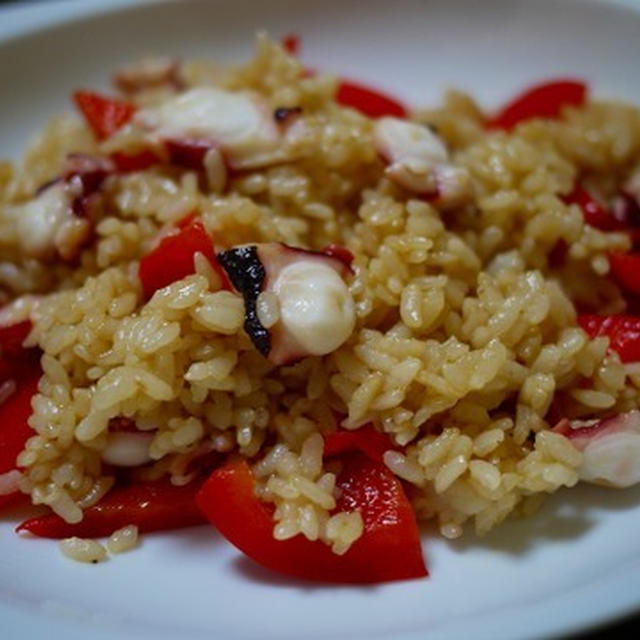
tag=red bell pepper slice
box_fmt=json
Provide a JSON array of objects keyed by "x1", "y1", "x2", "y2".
[
  {"x1": 281, "y1": 34, "x2": 300, "y2": 56},
  {"x1": 16, "y1": 479, "x2": 206, "y2": 538},
  {"x1": 73, "y1": 91, "x2": 136, "y2": 140},
  {"x1": 336, "y1": 80, "x2": 408, "y2": 119},
  {"x1": 563, "y1": 185, "x2": 623, "y2": 232},
  {"x1": 0, "y1": 356, "x2": 42, "y2": 508},
  {"x1": 196, "y1": 455, "x2": 426, "y2": 584},
  {"x1": 608, "y1": 252, "x2": 640, "y2": 297},
  {"x1": 578, "y1": 314, "x2": 640, "y2": 363},
  {"x1": 323, "y1": 424, "x2": 398, "y2": 464},
  {"x1": 0, "y1": 320, "x2": 32, "y2": 357},
  {"x1": 138, "y1": 220, "x2": 230, "y2": 299},
  {"x1": 165, "y1": 138, "x2": 214, "y2": 169},
  {"x1": 488, "y1": 79, "x2": 587, "y2": 130},
  {"x1": 110, "y1": 149, "x2": 160, "y2": 173}
]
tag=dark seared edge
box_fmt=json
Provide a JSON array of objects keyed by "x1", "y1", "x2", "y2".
[{"x1": 217, "y1": 246, "x2": 270, "y2": 356}]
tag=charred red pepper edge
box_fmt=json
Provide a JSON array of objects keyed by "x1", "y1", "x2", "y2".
[
  {"x1": 578, "y1": 314, "x2": 640, "y2": 363},
  {"x1": 16, "y1": 479, "x2": 206, "y2": 538},
  {"x1": 73, "y1": 91, "x2": 136, "y2": 140},
  {"x1": 488, "y1": 79, "x2": 587, "y2": 130},
  {"x1": 196, "y1": 455, "x2": 426, "y2": 584}
]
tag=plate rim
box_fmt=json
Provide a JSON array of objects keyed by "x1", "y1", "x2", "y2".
[{"x1": 1, "y1": 0, "x2": 640, "y2": 638}]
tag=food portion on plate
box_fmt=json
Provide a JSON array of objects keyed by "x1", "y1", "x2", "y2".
[{"x1": 1, "y1": 34, "x2": 640, "y2": 583}]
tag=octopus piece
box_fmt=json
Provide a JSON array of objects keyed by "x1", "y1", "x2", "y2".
[
  {"x1": 5, "y1": 154, "x2": 113, "y2": 261},
  {"x1": 101, "y1": 431, "x2": 154, "y2": 467},
  {"x1": 113, "y1": 56, "x2": 182, "y2": 94},
  {"x1": 374, "y1": 116, "x2": 471, "y2": 208},
  {"x1": 217, "y1": 243, "x2": 355, "y2": 366},
  {"x1": 7, "y1": 182, "x2": 86, "y2": 260},
  {"x1": 133, "y1": 86, "x2": 284, "y2": 170},
  {"x1": 553, "y1": 410, "x2": 640, "y2": 488},
  {"x1": 101, "y1": 419, "x2": 153, "y2": 468}
]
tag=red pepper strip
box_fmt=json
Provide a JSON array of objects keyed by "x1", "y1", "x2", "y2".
[
  {"x1": 176, "y1": 211, "x2": 199, "y2": 229},
  {"x1": 578, "y1": 314, "x2": 640, "y2": 363},
  {"x1": 16, "y1": 479, "x2": 206, "y2": 538},
  {"x1": 110, "y1": 150, "x2": 160, "y2": 173},
  {"x1": 165, "y1": 138, "x2": 213, "y2": 170},
  {"x1": 323, "y1": 424, "x2": 398, "y2": 464},
  {"x1": 0, "y1": 493, "x2": 31, "y2": 511},
  {"x1": 73, "y1": 91, "x2": 136, "y2": 140},
  {"x1": 488, "y1": 79, "x2": 587, "y2": 130},
  {"x1": 197, "y1": 456, "x2": 426, "y2": 583},
  {"x1": 608, "y1": 252, "x2": 640, "y2": 297},
  {"x1": 336, "y1": 80, "x2": 408, "y2": 119},
  {"x1": 0, "y1": 363, "x2": 41, "y2": 509},
  {"x1": 0, "y1": 320, "x2": 32, "y2": 356},
  {"x1": 563, "y1": 185, "x2": 623, "y2": 232},
  {"x1": 281, "y1": 34, "x2": 300, "y2": 56},
  {"x1": 138, "y1": 220, "x2": 230, "y2": 299}
]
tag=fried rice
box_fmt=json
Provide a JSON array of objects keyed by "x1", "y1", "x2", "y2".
[{"x1": 2, "y1": 35, "x2": 640, "y2": 567}]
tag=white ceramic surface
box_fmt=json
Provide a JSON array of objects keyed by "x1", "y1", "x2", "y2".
[{"x1": 2, "y1": 1, "x2": 640, "y2": 638}]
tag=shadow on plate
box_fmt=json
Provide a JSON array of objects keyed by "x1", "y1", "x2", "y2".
[
  {"x1": 443, "y1": 482, "x2": 640, "y2": 555},
  {"x1": 167, "y1": 523, "x2": 227, "y2": 551}
]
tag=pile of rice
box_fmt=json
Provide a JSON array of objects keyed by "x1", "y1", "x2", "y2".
[{"x1": 2, "y1": 36, "x2": 640, "y2": 553}]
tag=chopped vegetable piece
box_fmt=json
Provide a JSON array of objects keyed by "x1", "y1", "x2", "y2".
[
  {"x1": 336, "y1": 80, "x2": 408, "y2": 118},
  {"x1": 110, "y1": 149, "x2": 160, "y2": 173},
  {"x1": 281, "y1": 34, "x2": 300, "y2": 56},
  {"x1": 196, "y1": 456, "x2": 426, "y2": 583},
  {"x1": 0, "y1": 492, "x2": 30, "y2": 511},
  {"x1": 16, "y1": 479, "x2": 206, "y2": 538},
  {"x1": 563, "y1": 185, "x2": 623, "y2": 231},
  {"x1": 608, "y1": 252, "x2": 640, "y2": 297},
  {"x1": 323, "y1": 424, "x2": 398, "y2": 464},
  {"x1": 73, "y1": 91, "x2": 136, "y2": 140},
  {"x1": 578, "y1": 314, "x2": 640, "y2": 363},
  {"x1": 488, "y1": 79, "x2": 587, "y2": 130},
  {"x1": 0, "y1": 362, "x2": 41, "y2": 508},
  {"x1": 0, "y1": 320, "x2": 32, "y2": 356},
  {"x1": 165, "y1": 138, "x2": 213, "y2": 169},
  {"x1": 138, "y1": 220, "x2": 229, "y2": 299}
]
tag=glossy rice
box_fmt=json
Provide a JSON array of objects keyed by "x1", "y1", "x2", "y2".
[{"x1": 2, "y1": 36, "x2": 640, "y2": 553}]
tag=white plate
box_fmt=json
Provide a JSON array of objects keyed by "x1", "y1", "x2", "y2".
[{"x1": 2, "y1": 0, "x2": 640, "y2": 638}]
